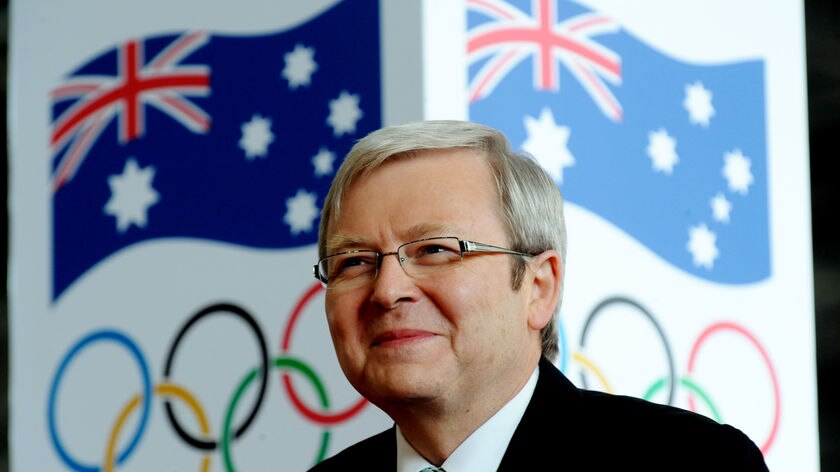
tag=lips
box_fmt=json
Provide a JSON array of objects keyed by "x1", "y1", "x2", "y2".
[{"x1": 371, "y1": 329, "x2": 435, "y2": 347}]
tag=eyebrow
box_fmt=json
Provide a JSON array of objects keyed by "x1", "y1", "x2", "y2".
[
  {"x1": 324, "y1": 234, "x2": 369, "y2": 254},
  {"x1": 325, "y1": 222, "x2": 457, "y2": 254},
  {"x1": 403, "y1": 222, "x2": 455, "y2": 241}
]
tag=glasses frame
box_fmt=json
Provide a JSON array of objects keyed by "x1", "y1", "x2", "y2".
[{"x1": 313, "y1": 236, "x2": 534, "y2": 288}]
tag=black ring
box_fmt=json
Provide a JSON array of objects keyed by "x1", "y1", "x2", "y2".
[
  {"x1": 162, "y1": 302, "x2": 270, "y2": 450},
  {"x1": 579, "y1": 296, "x2": 677, "y2": 405}
]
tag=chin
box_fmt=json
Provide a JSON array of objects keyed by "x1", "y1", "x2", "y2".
[{"x1": 355, "y1": 362, "x2": 442, "y2": 403}]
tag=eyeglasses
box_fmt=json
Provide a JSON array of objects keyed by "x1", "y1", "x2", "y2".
[{"x1": 313, "y1": 236, "x2": 534, "y2": 290}]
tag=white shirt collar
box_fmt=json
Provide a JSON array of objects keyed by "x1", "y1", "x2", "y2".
[{"x1": 395, "y1": 366, "x2": 539, "y2": 472}]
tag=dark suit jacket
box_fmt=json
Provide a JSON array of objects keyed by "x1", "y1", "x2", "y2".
[{"x1": 309, "y1": 357, "x2": 769, "y2": 471}]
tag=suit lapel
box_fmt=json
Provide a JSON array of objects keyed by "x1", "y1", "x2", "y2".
[{"x1": 497, "y1": 358, "x2": 585, "y2": 470}]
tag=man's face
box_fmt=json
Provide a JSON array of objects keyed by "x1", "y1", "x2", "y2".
[{"x1": 323, "y1": 149, "x2": 542, "y2": 414}]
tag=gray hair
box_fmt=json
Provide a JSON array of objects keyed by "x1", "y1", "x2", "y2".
[{"x1": 318, "y1": 120, "x2": 567, "y2": 362}]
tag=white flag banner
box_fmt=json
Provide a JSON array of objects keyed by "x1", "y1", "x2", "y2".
[
  {"x1": 10, "y1": 1, "x2": 397, "y2": 471},
  {"x1": 463, "y1": 0, "x2": 817, "y2": 470}
]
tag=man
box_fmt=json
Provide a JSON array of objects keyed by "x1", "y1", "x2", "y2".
[{"x1": 309, "y1": 120, "x2": 768, "y2": 471}]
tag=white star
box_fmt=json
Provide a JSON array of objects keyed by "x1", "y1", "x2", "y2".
[
  {"x1": 710, "y1": 192, "x2": 732, "y2": 223},
  {"x1": 282, "y1": 44, "x2": 318, "y2": 89},
  {"x1": 687, "y1": 223, "x2": 719, "y2": 270},
  {"x1": 722, "y1": 149, "x2": 754, "y2": 195},
  {"x1": 327, "y1": 91, "x2": 363, "y2": 136},
  {"x1": 239, "y1": 114, "x2": 274, "y2": 159},
  {"x1": 311, "y1": 147, "x2": 336, "y2": 177},
  {"x1": 646, "y1": 128, "x2": 679, "y2": 175},
  {"x1": 284, "y1": 189, "x2": 319, "y2": 235},
  {"x1": 683, "y1": 81, "x2": 715, "y2": 127},
  {"x1": 103, "y1": 158, "x2": 160, "y2": 233},
  {"x1": 521, "y1": 107, "x2": 575, "y2": 183}
]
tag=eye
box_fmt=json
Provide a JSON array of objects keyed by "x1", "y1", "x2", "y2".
[
  {"x1": 417, "y1": 244, "x2": 454, "y2": 256},
  {"x1": 408, "y1": 240, "x2": 462, "y2": 266},
  {"x1": 337, "y1": 256, "x2": 371, "y2": 268},
  {"x1": 329, "y1": 252, "x2": 378, "y2": 279}
]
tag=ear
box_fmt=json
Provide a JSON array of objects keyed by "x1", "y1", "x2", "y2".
[{"x1": 524, "y1": 250, "x2": 562, "y2": 331}]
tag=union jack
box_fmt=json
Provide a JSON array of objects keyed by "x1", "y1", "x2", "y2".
[
  {"x1": 50, "y1": 31, "x2": 211, "y2": 191},
  {"x1": 467, "y1": 0, "x2": 623, "y2": 121}
]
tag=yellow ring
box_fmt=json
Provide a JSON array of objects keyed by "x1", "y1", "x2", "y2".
[
  {"x1": 104, "y1": 382, "x2": 212, "y2": 472},
  {"x1": 572, "y1": 351, "x2": 614, "y2": 393}
]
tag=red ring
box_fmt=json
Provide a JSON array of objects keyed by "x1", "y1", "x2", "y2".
[
  {"x1": 280, "y1": 281, "x2": 368, "y2": 425},
  {"x1": 687, "y1": 321, "x2": 780, "y2": 455}
]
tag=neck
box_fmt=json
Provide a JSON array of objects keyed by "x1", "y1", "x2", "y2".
[{"x1": 386, "y1": 353, "x2": 541, "y2": 465}]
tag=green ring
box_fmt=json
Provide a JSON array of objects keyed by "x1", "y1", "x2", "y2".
[
  {"x1": 222, "y1": 356, "x2": 331, "y2": 471},
  {"x1": 642, "y1": 376, "x2": 723, "y2": 423}
]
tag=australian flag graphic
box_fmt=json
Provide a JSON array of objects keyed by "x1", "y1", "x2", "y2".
[
  {"x1": 50, "y1": 0, "x2": 382, "y2": 300},
  {"x1": 468, "y1": 0, "x2": 769, "y2": 285}
]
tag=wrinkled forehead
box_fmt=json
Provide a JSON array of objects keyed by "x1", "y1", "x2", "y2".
[
  {"x1": 326, "y1": 149, "x2": 501, "y2": 234},
  {"x1": 319, "y1": 147, "x2": 504, "y2": 256},
  {"x1": 343, "y1": 146, "x2": 487, "y2": 200}
]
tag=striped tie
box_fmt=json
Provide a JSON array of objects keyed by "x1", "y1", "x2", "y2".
[{"x1": 420, "y1": 468, "x2": 445, "y2": 472}]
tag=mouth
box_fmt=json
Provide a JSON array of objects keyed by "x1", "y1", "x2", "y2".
[{"x1": 371, "y1": 329, "x2": 435, "y2": 348}]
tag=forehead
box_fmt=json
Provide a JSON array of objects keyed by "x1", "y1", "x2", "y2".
[{"x1": 327, "y1": 149, "x2": 504, "y2": 247}]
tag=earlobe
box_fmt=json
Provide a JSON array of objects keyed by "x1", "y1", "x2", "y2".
[{"x1": 526, "y1": 250, "x2": 562, "y2": 331}]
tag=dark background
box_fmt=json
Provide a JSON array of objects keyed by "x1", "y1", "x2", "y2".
[
  {"x1": 806, "y1": 0, "x2": 840, "y2": 469},
  {"x1": 0, "y1": 1, "x2": 838, "y2": 470}
]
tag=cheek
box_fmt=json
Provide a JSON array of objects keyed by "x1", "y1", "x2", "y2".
[
  {"x1": 324, "y1": 302, "x2": 359, "y2": 375},
  {"x1": 324, "y1": 294, "x2": 355, "y2": 340},
  {"x1": 441, "y1": 266, "x2": 523, "y2": 330},
  {"x1": 455, "y1": 263, "x2": 512, "y2": 300},
  {"x1": 426, "y1": 273, "x2": 498, "y2": 327}
]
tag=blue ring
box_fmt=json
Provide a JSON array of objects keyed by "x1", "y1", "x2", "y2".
[{"x1": 47, "y1": 329, "x2": 152, "y2": 472}]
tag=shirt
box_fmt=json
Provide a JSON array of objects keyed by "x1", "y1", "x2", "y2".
[{"x1": 395, "y1": 366, "x2": 540, "y2": 472}]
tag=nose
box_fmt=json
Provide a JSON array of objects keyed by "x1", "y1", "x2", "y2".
[{"x1": 369, "y1": 251, "x2": 416, "y2": 309}]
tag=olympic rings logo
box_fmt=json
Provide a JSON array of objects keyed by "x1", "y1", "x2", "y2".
[
  {"x1": 556, "y1": 296, "x2": 780, "y2": 455},
  {"x1": 47, "y1": 282, "x2": 367, "y2": 471},
  {"x1": 48, "y1": 288, "x2": 780, "y2": 469}
]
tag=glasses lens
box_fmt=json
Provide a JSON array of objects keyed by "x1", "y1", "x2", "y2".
[
  {"x1": 320, "y1": 251, "x2": 378, "y2": 288},
  {"x1": 401, "y1": 237, "x2": 463, "y2": 276}
]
